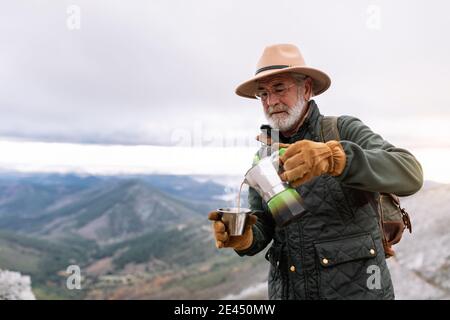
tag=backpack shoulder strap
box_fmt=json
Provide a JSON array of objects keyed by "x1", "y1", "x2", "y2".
[
  {"x1": 321, "y1": 116, "x2": 340, "y2": 142},
  {"x1": 321, "y1": 115, "x2": 412, "y2": 258}
]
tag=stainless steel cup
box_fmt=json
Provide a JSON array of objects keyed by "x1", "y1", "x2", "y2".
[{"x1": 217, "y1": 207, "x2": 251, "y2": 236}]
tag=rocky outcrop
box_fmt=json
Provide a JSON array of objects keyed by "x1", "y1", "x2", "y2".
[{"x1": 0, "y1": 269, "x2": 36, "y2": 300}]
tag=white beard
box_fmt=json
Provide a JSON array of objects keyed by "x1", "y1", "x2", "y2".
[{"x1": 264, "y1": 96, "x2": 307, "y2": 132}]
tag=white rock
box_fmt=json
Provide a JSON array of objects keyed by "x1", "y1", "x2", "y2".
[{"x1": 0, "y1": 269, "x2": 36, "y2": 300}]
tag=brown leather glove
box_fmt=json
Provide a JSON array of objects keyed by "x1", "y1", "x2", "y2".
[
  {"x1": 208, "y1": 211, "x2": 257, "y2": 251},
  {"x1": 279, "y1": 140, "x2": 346, "y2": 188}
]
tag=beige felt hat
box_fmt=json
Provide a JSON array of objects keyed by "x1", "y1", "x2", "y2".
[{"x1": 235, "y1": 44, "x2": 331, "y2": 99}]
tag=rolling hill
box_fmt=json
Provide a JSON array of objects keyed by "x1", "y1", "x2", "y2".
[{"x1": 0, "y1": 173, "x2": 260, "y2": 299}]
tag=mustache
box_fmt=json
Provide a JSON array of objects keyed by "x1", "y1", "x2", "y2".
[{"x1": 267, "y1": 105, "x2": 289, "y2": 115}]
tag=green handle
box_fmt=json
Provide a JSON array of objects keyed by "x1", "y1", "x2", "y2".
[{"x1": 279, "y1": 148, "x2": 287, "y2": 156}]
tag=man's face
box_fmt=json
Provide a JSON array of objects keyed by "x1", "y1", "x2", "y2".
[{"x1": 257, "y1": 74, "x2": 308, "y2": 132}]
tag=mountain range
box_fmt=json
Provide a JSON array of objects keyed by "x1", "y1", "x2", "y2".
[
  {"x1": 0, "y1": 173, "x2": 258, "y2": 299},
  {"x1": 0, "y1": 173, "x2": 448, "y2": 300}
]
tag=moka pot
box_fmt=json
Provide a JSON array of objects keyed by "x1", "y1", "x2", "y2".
[{"x1": 244, "y1": 148, "x2": 306, "y2": 227}]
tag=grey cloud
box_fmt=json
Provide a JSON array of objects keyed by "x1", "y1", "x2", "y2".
[{"x1": 0, "y1": 0, "x2": 449, "y2": 146}]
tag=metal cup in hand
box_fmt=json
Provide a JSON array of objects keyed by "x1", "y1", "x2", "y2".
[{"x1": 217, "y1": 207, "x2": 251, "y2": 236}]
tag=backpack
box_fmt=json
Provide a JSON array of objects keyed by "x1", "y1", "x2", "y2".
[{"x1": 321, "y1": 116, "x2": 412, "y2": 258}]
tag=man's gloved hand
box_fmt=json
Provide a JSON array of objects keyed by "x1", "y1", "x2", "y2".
[
  {"x1": 279, "y1": 140, "x2": 346, "y2": 188},
  {"x1": 208, "y1": 211, "x2": 257, "y2": 251}
]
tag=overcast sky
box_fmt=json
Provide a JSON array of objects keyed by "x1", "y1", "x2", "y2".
[
  {"x1": 1, "y1": 1, "x2": 450, "y2": 182},
  {"x1": 1, "y1": 0, "x2": 449, "y2": 148}
]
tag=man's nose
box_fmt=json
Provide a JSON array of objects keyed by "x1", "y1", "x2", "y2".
[{"x1": 267, "y1": 92, "x2": 281, "y2": 106}]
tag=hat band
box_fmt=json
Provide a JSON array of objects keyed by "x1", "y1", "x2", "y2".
[{"x1": 255, "y1": 65, "x2": 289, "y2": 75}]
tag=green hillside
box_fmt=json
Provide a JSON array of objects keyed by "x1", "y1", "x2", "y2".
[{"x1": 0, "y1": 174, "x2": 265, "y2": 300}]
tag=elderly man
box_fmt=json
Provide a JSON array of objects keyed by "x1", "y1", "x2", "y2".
[{"x1": 208, "y1": 44, "x2": 423, "y2": 300}]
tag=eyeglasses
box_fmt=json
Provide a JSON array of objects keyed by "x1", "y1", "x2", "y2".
[{"x1": 255, "y1": 83, "x2": 296, "y2": 101}]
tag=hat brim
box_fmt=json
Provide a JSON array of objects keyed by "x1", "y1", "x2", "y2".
[{"x1": 235, "y1": 66, "x2": 331, "y2": 99}]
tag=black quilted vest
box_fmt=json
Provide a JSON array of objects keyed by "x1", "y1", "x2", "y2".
[{"x1": 260, "y1": 101, "x2": 395, "y2": 300}]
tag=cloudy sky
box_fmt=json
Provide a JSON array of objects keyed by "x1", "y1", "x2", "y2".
[{"x1": 1, "y1": 1, "x2": 450, "y2": 181}]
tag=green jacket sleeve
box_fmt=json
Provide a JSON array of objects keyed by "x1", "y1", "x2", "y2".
[
  {"x1": 236, "y1": 157, "x2": 275, "y2": 257},
  {"x1": 335, "y1": 116, "x2": 424, "y2": 196}
]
